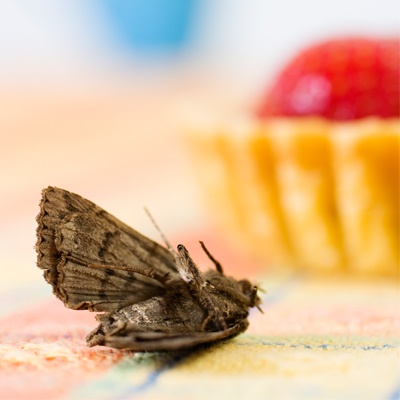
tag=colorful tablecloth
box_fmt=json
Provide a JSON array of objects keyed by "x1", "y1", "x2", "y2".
[{"x1": 1, "y1": 257, "x2": 399, "y2": 400}]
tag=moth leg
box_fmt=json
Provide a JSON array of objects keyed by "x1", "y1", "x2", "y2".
[
  {"x1": 200, "y1": 314, "x2": 214, "y2": 331},
  {"x1": 87, "y1": 315, "x2": 128, "y2": 347},
  {"x1": 176, "y1": 244, "x2": 227, "y2": 331},
  {"x1": 86, "y1": 324, "x2": 106, "y2": 347}
]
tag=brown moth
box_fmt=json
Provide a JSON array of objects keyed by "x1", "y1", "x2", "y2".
[{"x1": 36, "y1": 187, "x2": 261, "y2": 351}]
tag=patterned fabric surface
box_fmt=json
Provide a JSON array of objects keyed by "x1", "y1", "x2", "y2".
[{"x1": 1, "y1": 247, "x2": 399, "y2": 400}]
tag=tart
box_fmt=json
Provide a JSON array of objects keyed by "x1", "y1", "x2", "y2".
[{"x1": 188, "y1": 37, "x2": 399, "y2": 275}]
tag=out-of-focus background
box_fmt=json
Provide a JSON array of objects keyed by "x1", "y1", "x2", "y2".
[
  {"x1": 1, "y1": 0, "x2": 398, "y2": 287},
  {"x1": 1, "y1": 3, "x2": 399, "y2": 400}
]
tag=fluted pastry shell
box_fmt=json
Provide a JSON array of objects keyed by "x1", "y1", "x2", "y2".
[{"x1": 188, "y1": 117, "x2": 399, "y2": 276}]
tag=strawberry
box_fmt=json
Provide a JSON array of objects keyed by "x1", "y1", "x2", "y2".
[{"x1": 256, "y1": 37, "x2": 399, "y2": 120}]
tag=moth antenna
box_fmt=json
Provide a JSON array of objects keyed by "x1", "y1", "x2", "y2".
[
  {"x1": 199, "y1": 241, "x2": 224, "y2": 274},
  {"x1": 144, "y1": 208, "x2": 174, "y2": 253},
  {"x1": 256, "y1": 305, "x2": 264, "y2": 314}
]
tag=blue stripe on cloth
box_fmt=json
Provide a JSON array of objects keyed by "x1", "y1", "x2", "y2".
[
  {"x1": 232, "y1": 339, "x2": 400, "y2": 352},
  {"x1": 113, "y1": 351, "x2": 190, "y2": 400},
  {"x1": 388, "y1": 379, "x2": 400, "y2": 400},
  {"x1": 68, "y1": 350, "x2": 194, "y2": 399}
]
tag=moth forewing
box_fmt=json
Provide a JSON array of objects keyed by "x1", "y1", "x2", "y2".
[
  {"x1": 36, "y1": 187, "x2": 260, "y2": 351},
  {"x1": 36, "y1": 187, "x2": 179, "y2": 312}
]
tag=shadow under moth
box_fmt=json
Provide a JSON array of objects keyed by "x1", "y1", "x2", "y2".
[{"x1": 36, "y1": 187, "x2": 261, "y2": 351}]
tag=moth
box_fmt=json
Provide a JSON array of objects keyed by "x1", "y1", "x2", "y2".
[{"x1": 36, "y1": 187, "x2": 261, "y2": 351}]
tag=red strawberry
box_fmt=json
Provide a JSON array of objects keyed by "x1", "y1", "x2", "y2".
[{"x1": 256, "y1": 37, "x2": 399, "y2": 120}]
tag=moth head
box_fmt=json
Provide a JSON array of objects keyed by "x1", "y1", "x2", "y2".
[{"x1": 239, "y1": 279, "x2": 262, "y2": 309}]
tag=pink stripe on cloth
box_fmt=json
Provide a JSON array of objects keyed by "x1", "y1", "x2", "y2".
[
  {"x1": 0, "y1": 298, "x2": 128, "y2": 400},
  {"x1": 249, "y1": 275, "x2": 400, "y2": 337}
]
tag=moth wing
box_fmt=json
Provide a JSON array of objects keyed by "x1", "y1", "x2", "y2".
[
  {"x1": 101, "y1": 321, "x2": 249, "y2": 351},
  {"x1": 36, "y1": 186, "x2": 179, "y2": 312}
]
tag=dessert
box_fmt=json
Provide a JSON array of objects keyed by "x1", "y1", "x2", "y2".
[{"x1": 189, "y1": 37, "x2": 399, "y2": 275}]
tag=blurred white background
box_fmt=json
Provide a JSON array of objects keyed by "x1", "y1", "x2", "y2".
[{"x1": 0, "y1": 0, "x2": 398, "y2": 88}]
